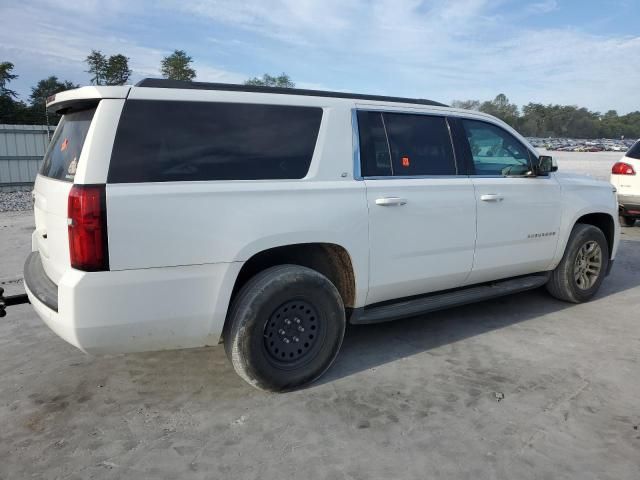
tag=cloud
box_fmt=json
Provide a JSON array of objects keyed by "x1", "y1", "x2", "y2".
[
  {"x1": 1, "y1": 0, "x2": 639, "y2": 113},
  {"x1": 172, "y1": 0, "x2": 639, "y2": 112},
  {"x1": 525, "y1": 0, "x2": 559, "y2": 14},
  {"x1": 0, "y1": 0, "x2": 246, "y2": 96}
]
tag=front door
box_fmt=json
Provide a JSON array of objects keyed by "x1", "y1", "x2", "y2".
[{"x1": 455, "y1": 118, "x2": 561, "y2": 285}]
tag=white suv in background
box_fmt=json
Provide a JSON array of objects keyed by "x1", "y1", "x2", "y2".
[
  {"x1": 611, "y1": 139, "x2": 640, "y2": 226},
  {"x1": 24, "y1": 80, "x2": 619, "y2": 391}
]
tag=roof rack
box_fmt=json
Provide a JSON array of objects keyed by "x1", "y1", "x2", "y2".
[{"x1": 135, "y1": 78, "x2": 447, "y2": 108}]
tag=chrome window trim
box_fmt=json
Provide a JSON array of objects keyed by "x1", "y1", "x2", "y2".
[
  {"x1": 470, "y1": 174, "x2": 550, "y2": 179},
  {"x1": 363, "y1": 175, "x2": 466, "y2": 180}
]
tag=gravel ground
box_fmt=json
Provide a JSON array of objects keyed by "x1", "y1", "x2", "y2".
[
  {"x1": 542, "y1": 149, "x2": 624, "y2": 181},
  {"x1": 0, "y1": 191, "x2": 33, "y2": 212},
  {"x1": 1, "y1": 213, "x2": 639, "y2": 479}
]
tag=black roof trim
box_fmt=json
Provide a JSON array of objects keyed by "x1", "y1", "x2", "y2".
[{"x1": 135, "y1": 78, "x2": 447, "y2": 108}]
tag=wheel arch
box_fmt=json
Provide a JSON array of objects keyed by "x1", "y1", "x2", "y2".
[
  {"x1": 228, "y1": 242, "x2": 358, "y2": 314},
  {"x1": 575, "y1": 212, "x2": 615, "y2": 259}
]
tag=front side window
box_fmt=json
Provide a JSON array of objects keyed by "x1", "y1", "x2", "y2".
[
  {"x1": 462, "y1": 119, "x2": 532, "y2": 176},
  {"x1": 108, "y1": 101, "x2": 323, "y2": 183}
]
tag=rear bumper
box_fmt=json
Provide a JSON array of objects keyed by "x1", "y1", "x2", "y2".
[
  {"x1": 24, "y1": 252, "x2": 58, "y2": 311},
  {"x1": 24, "y1": 252, "x2": 241, "y2": 354}
]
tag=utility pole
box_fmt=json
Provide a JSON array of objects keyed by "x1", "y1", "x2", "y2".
[{"x1": 44, "y1": 103, "x2": 51, "y2": 140}]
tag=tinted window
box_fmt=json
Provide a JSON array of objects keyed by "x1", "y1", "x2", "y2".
[
  {"x1": 626, "y1": 140, "x2": 640, "y2": 160},
  {"x1": 40, "y1": 108, "x2": 96, "y2": 182},
  {"x1": 357, "y1": 111, "x2": 392, "y2": 176},
  {"x1": 382, "y1": 113, "x2": 456, "y2": 176},
  {"x1": 108, "y1": 101, "x2": 323, "y2": 183},
  {"x1": 462, "y1": 119, "x2": 532, "y2": 176}
]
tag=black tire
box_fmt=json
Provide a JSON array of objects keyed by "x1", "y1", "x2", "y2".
[
  {"x1": 620, "y1": 216, "x2": 636, "y2": 227},
  {"x1": 546, "y1": 224, "x2": 609, "y2": 303},
  {"x1": 224, "y1": 265, "x2": 345, "y2": 392}
]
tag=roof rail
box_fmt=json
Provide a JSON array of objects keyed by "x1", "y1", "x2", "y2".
[{"x1": 135, "y1": 78, "x2": 447, "y2": 108}]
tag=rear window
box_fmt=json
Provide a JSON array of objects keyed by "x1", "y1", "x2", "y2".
[
  {"x1": 626, "y1": 140, "x2": 640, "y2": 160},
  {"x1": 108, "y1": 100, "x2": 323, "y2": 183},
  {"x1": 40, "y1": 108, "x2": 96, "y2": 181}
]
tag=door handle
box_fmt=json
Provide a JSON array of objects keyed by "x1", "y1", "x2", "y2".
[
  {"x1": 375, "y1": 197, "x2": 407, "y2": 206},
  {"x1": 480, "y1": 194, "x2": 504, "y2": 202}
]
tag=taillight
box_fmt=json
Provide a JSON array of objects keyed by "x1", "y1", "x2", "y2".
[
  {"x1": 67, "y1": 184, "x2": 109, "y2": 271},
  {"x1": 612, "y1": 162, "x2": 636, "y2": 175}
]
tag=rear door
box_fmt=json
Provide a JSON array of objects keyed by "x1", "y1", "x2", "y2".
[
  {"x1": 358, "y1": 110, "x2": 477, "y2": 305},
  {"x1": 453, "y1": 117, "x2": 561, "y2": 284},
  {"x1": 34, "y1": 107, "x2": 97, "y2": 283}
]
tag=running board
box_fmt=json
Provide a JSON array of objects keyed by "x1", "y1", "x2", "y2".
[{"x1": 350, "y1": 273, "x2": 550, "y2": 325}]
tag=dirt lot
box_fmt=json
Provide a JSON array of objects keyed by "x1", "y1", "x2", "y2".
[{"x1": 1, "y1": 158, "x2": 639, "y2": 479}]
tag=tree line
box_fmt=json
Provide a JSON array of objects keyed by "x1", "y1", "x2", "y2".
[
  {"x1": 0, "y1": 49, "x2": 294, "y2": 126},
  {"x1": 452, "y1": 94, "x2": 640, "y2": 139},
  {"x1": 3, "y1": 50, "x2": 638, "y2": 139}
]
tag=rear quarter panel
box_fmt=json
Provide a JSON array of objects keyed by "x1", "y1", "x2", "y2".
[{"x1": 105, "y1": 104, "x2": 370, "y2": 307}]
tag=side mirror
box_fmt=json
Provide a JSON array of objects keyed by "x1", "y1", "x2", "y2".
[{"x1": 535, "y1": 155, "x2": 557, "y2": 175}]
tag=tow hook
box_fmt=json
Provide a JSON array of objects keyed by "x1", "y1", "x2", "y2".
[{"x1": 0, "y1": 286, "x2": 30, "y2": 317}]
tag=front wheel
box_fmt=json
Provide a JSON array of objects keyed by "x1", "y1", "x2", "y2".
[
  {"x1": 224, "y1": 265, "x2": 346, "y2": 392},
  {"x1": 546, "y1": 224, "x2": 609, "y2": 303}
]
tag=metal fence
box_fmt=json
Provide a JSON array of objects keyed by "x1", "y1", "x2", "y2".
[{"x1": 0, "y1": 124, "x2": 51, "y2": 192}]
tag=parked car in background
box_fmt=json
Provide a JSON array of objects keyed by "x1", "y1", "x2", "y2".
[
  {"x1": 611, "y1": 139, "x2": 640, "y2": 227},
  {"x1": 23, "y1": 80, "x2": 620, "y2": 391}
]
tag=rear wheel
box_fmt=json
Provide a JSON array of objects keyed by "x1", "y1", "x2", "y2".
[
  {"x1": 546, "y1": 224, "x2": 608, "y2": 303},
  {"x1": 620, "y1": 215, "x2": 636, "y2": 227},
  {"x1": 224, "y1": 265, "x2": 345, "y2": 392}
]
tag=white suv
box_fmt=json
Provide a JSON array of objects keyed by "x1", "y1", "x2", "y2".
[
  {"x1": 24, "y1": 80, "x2": 620, "y2": 391},
  {"x1": 610, "y1": 139, "x2": 640, "y2": 226}
]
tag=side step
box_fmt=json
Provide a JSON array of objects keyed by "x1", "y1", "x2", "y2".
[{"x1": 351, "y1": 273, "x2": 550, "y2": 325}]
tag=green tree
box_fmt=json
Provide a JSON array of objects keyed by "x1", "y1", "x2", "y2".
[
  {"x1": 161, "y1": 50, "x2": 196, "y2": 81},
  {"x1": 104, "y1": 54, "x2": 131, "y2": 85},
  {"x1": 245, "y1": 73, "x2": 295, "y2": 88},
  {"x1": 479, "y1": 94, "x2": 519, "y2": 127},
  {"x1": 0, "y1": 96, "x2": 32, "y2": 124},
  {"x1": 0, "y1": 61, "x2": 19, "y2": 98},
  {"x1": 85, "y1": 50, "x2": 107, "y2": 85},
  {"x1": 450, "y1": 99, "x2": 480, "y2": 110},
  {"x1": 85, "y1": 50, "x2": 131, "y2": 85},
  {"x1": 29, "y1": 76, "x2": 78, "y2": 111}
]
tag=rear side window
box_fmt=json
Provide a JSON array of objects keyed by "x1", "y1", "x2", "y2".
[
  {"x1": 383, "y1": 113, "x2": 456, "y2": 176},
  {"x1": 40, "y1": 108, "x2": 96, "y2": 181},
  {"x1": 357, "y1": 111, "x2": 456, "y2": 177},
  {"x1": 108, "y1": 101, "x2": 323, "y2": 183},
  {"x1": 626, "y1": 140, "x2": 640, "y2": 160}
]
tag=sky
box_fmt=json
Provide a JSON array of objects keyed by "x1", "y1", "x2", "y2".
[{"x1": 1, "y1": 0, "x2": 639, "y2": 113}]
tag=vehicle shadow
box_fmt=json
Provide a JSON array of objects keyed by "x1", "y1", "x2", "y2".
[{"x1": 316, "y1": 236, "x2": 640, "y2": 386}]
